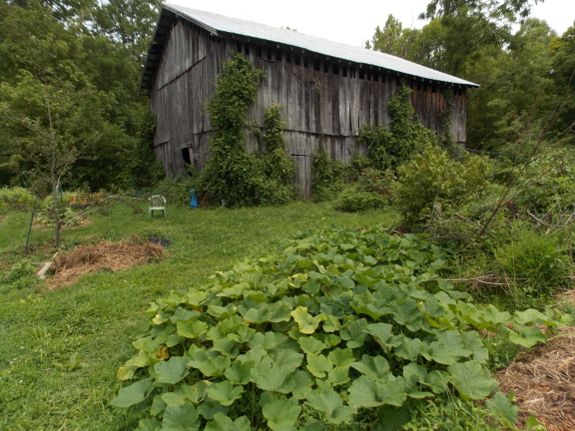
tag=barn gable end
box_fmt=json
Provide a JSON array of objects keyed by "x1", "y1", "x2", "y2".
[{"x1": 141, "y1": 4, "x2": 478, "y2": 198}]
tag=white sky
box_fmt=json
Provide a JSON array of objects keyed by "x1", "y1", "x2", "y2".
[{"x1": 168, "y1": 0, "x2": 575, "y2": 47}]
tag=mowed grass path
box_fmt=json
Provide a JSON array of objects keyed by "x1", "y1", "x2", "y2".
[{"x1": 0, "y1": 201, "x2": 398, "y2": 430}]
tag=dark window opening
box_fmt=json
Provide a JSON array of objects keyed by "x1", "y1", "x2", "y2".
[
  {"x1": 333, "y1": 64, "x2": 339, "y2": 75},
  {"x1": 359, "y1": 68, "x2": 365, "y2": 80},
  {"x1": 367, "y1": 71, "x2": 371, "y2": 81},
  {"x1": 244, "y1": 44, "x2": 249, "y2": 55},
  {"x1": 314, "y1": 60, "x2": 321, "y2": 71},
  {"x1": 295, "y1": 54, "x2": 301, "y2": 66},
  {"x1": 303, "y1": 57, "x2": 308, "y2": 68},
  {"x1": 373, "y1": 71, "x2": 379, "y2": 82},
  {"x1": 381, "y1": 73, "x2": 386, "y2": 83},
  {"x1": 432, "y1": 85, "x2": 437, "y2": 93},
  {"x1": 276, "y1": 49, "x2": 282, "y2": 61},
  {"x1": 285, "y1": 52, "x2": 291, "y2": 63},
  {"x1": 256, "y1": 46, "x2": 262, "y2": 57},
  {"x1": 342, "y1": 66, "x2": 347, "y2": 77},
  {"x1": 236, "y1": 41, "x2": 242, "y2": 52},
  {"x1": 267, "y1": 48, "x2": 272, "y2": 60},
  {"x1": 181, "y1": 148, "x2": 191, "y2": 165},
  {"x1": 417, "y1": 82, "x2": 421, "y2": 91},
  {"x1": 323, "y1": 62, "x2": 328, "y2": 73}
]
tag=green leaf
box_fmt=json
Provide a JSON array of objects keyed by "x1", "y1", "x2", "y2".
[
  {"x1": 224, "y1": 360, "x2": 255, "y2": 385},
  {"x1": 110, "y1": 378, "x2": 153, "y2": 408},
  {"x1": 205, "y1": 413, "x2": 251, "y2": 431},
  {"x1": 435, "y1": 330, "x2": 472, "y2": 358},
  {"x1": 291, "y1": 306, "x2": 326, "y2": 334},
  {"x1": 480, "y1": 304, "x2": 513, "y2": 326},
  {"x1": 177, "y1": 320, "x2": 208, "y2": 339},
  {"x1": 251, "y1": 357, "x2": 296, "y2": 393},
  {"x1": 298, "y1": 336, "x2": 327, "y2": 354},
  {"x1": 227, "y1": 325, "x2": 256, "y2": 343},
  {"x1": 328, "y1": 366, "x2": 350, "y2": 386},
  {"x1": 460, "y1": 331, "x2": 488, "y2": 364},
  {"x1": 170, "y1": 307, "x2": 200, "y2": 323},
  {"x1": 423, "y1": 370, "x2": 450, "y2": 394},
  {"x1": 162, "y1": 392, "x2": 186, "y2": 407},
  {"x1": 243, "y1": 301, "x2": 292, "y2": 324},
  {"x1": 420, "y1": 341, "x2": 455, "y2": 365},
  {"x1": 390, "y1": 299, "x2": 421, "y2": 326},
  {"x1": 176, "y1": 381, "x2": 210, "y2": 404},
  {"x1": 198, "y1": 354, "x2": 232, "y2": 377},
  {"x1": 448, "y1": 361, "x2": 496, "y2": 400},
  {"x1": 162, "y1": 402, "x2": 200, "y2": 431},
  {"x1": 393, "y1": 337, "x2": 421, "y2": 361},
  {"x1": 236, "y1": 344, "x2": 266, "y2": 367},
  {"x1": 378, "y1": 405, "x2": 412, "y2": 431},
  {"x1": 137, "y1": 418, "x2": 161, "y2": 431},
  {"x1": 339, "y1": 318, "x2": 368, "y2": 348},
  {"x1": 151, "y1": 394, "x2": 167, "y2": 416},
  {"x1": 306, "y1": 352, "x2": 333, "y2": 378},
  {"x1": 155, "y1": 357, "x2": 189, "y2": 385},
  {"x1": 508, "y1": 326, "x2": 546, "y2": 348},
  {"x1": 291, "y1": 369, "x2": 314, "y2": 399},
  {"x1": 524, "y1": 414, "x2": 546, "y2": 430},
  {"x1": 306, "y1": 389, "x2": 355, "y2": 424},
  {"x1": 322, "y1": 315, "x2": 341, "y2": 332},
  {"x1": 350, "y1": 355, "x2": 391, "y2": 382},
  {"x1": 486, "y1": 392, "x2": 519, "y2": 427},
  {"x1": 348, "y1": 376, "x2": 406, "y2": 408},
  {"x1": 365, "y1": 322, "x2": 394, "y2": 348},
  {"x1": 327, "y1": 348, "x2": 355, "y2": 367},
  {"x1": 197, "y1": 396, "x2": 229, "y2": 420},
  {"x1": 207, "y1": 381, "x2": 244, "y2": 406},
  {"x1": 212, "y1": 338, "x2": 240, "y2": 358},
  {"x1": 270, "y1": 349, "x2": 304, "y2": 370},
  {"x1": 261, "y1": 396, "x2": 301, "y2": 431},
  {"x1": 184, "y1": 291, "x2": 207, "y2": 307}
]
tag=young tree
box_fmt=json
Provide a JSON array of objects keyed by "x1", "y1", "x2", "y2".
[{"x1": 0, "y1": 72, "x2": 107, "y2": 246}]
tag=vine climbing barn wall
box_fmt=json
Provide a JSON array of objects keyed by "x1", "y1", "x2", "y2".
[{"x1": 149, "y1": 17, "x2": 467, "y2": 198}]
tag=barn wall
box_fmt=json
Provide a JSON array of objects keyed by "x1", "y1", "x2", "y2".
[{"x1": 149, "y1": 18, "x2": 468, "y2": 198}]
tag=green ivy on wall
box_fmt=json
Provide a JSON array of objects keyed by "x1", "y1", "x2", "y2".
[
  {"x1": 358, "y1": 82, "x2": 438, "y2": 172},
  {"x1": 200, "y1": 54, "x2": 296, "y2": 207}
]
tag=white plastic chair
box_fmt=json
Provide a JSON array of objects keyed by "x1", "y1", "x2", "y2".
[{"x1": 148, "y1": 195, "x2": 167, "y2": 217}]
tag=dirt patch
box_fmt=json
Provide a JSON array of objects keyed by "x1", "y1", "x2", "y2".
[
  {"x1": 497, "y1": 291, "x2": 575, "y2": 431},
  {"x1": 49, "y1": 239, "x2": 164, "y2": 288}
]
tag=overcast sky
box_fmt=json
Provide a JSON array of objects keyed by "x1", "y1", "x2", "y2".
[{"x1": 168, "y1": 0, "x2": 575, "y2": 47}]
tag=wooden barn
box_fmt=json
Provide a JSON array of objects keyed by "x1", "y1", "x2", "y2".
[{"x1": 140, "y1": 3, "x2": 478, "y2": 198}]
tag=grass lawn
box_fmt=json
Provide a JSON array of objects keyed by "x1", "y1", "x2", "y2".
[{"x1": 0, "y1": 201, "x2": 399, "y2": 430}]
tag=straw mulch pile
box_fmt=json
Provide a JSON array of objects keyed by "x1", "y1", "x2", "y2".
[
  {"x1": 497, "y1": 290, "x2": 575, "y2": 431},
  {"x1": 49, "y1": 239, "x2": 164, "y2": 288}
]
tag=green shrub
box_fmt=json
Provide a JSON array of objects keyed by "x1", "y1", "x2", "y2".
[
  {"x1": 0, "y1": 186, "x2": 35, "y2": 213},
  {"x1": 494, "y1": 229, "x2": 570, "y2": 296},
  {"x1": 394, "y1": 145, "x2": 493, "y2": 228},
  {"x1": 335, "y1": 189, "x2": 388, "y2": 212},
  {"x1": 112, "y1": 227, "x2": 570, "y2": 431},
  {"x1": 335, "y1": 168, "x2": 393, "y2": 212}
]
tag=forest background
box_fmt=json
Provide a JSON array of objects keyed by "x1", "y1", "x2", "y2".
[{"x1": 0, "y1": 0, "x2": 573, "y2": 196}]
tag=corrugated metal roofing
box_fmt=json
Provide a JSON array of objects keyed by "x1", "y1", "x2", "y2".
[{"x1": 161, "y1": 3, "x2": 478, "y2": 87}]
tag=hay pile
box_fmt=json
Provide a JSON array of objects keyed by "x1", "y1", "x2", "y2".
[
  {"x1": 49, "y1": 239, "x2": 164, "y2": 288},
  {"x1": 497, "y1": 291, "x2": 575, "y2": 431}
]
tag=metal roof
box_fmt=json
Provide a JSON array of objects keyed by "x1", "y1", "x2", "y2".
[{"x1": 139, "y1": 3, "x2": 478, "y2": 94}]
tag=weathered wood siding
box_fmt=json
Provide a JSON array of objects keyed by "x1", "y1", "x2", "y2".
[{"x1": 150, "y1": 18, "x2": 468, "y2": 198}]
